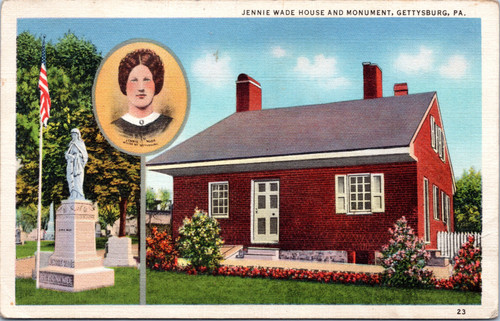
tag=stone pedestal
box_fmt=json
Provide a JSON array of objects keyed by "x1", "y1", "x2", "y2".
[
  {"x1": 39, "y1": 199, "x2": 114, "y2": 292},
  {"x1": 104, "y1": 236, "x2": 137, "y2": 267}
]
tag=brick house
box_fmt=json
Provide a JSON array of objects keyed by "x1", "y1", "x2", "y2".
[{"x1": 148, "y1": 62, "x2": 455, "y2": 264}]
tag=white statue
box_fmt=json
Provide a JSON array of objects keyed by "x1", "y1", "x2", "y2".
[{"x1": 65, "y1": 128, "x2": 88, "y2": 200}]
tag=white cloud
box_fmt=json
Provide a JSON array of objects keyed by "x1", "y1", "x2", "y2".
[
  {"x1": 395, "y1": 46, "x2": 434, "y2": 74},
  {"x1": 272, "y1": 46, "x2": 287, "y2": 58},
  {"x1": 293, "y1": 54, "x2": 349, "y2": 89},
  {"x1": 439, "y1": 55, "x2": 468, "y2": 79},
  {"x1": 192, "y1": 52, "x2": 232, "y2": 88}
]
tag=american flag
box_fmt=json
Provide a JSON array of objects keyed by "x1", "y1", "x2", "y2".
[{"x1": 39, "y1": 36, "x2": 51, "y2": 127}]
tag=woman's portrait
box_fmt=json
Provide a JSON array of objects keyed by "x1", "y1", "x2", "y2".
[
  {"x1": 93, "y1": 40, "x2": 189, "y2": 155},
  {"x1": 113, "y1": 49, "x2": 172, "y2": 139}
]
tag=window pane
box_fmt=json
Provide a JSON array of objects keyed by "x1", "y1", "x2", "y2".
[
  {"x1": 258, "y1": 195, "x2": 266, "y2": 208},
  {"x1": 259, "y1": 183, "x2": 265, "y2": 192},
  {"x1": 270, "y1": 183, "x2": 278, "y2": 191},
  {"x1": 214, "y1": 207, "x2": 219, "y2": 214},
  {"x1": 357, "y1": 201, "x2": 363, "y2": 209},
  {"x1": 351, "y1": 194, "x2": 357, "y2": 201},
  {"x1": 351, "y1": 202, "x2": 357, "y2": 210},
  {"x1": 270, "y1": 217, "x2": 278, "y2": 234},
  {"x1": 365, "y1": 201, "x2": 371, "y2": 210},
  {"x1": 364, "y1": 193, "x2": 371, "y2": 200},
  {"x1": 357, "y1": 184, "x2": 363, "y2": 192},
  {"x1": 270, "y1": 195, "x2": 278, "y2": 208},
  {"x1": 357, "y1": 177, "x2": 363, "y2": 184},
  {"x1": 258, "y1": 218, "x2": 266, "y2": 234}
]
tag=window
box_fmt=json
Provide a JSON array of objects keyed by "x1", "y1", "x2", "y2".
[
  {"x1": 430, "y1": 116, "x2": 446, "y2": 162},
  {"x1": 424, "y1": 178, "x2": 430, "y2": 243},
  {"x1": 433, "y1": 185, "x2": 440, "y2": 220},
  {"x1": 209, "y1": 182, "x2": 229, "y2": 218},
  {"x1": 335, "y1": 173, "x2": 384, "y2": 214}
]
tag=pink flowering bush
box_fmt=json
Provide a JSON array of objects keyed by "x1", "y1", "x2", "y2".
[
  {"x1": 380, "y1": 216, "x2": 433, "y2": 288},
  {"x1": 433, "y1": 235, "x2": 481, "y2": 291}
]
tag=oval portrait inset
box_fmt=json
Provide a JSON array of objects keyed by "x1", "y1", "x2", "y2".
[{"x1": 93, "y1": 40, "x2": 189, "y2": 155}]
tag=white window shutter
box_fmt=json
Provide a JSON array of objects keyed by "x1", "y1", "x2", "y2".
[
  {"x1": 371, "y1": 174, "x2": 385, "y2": 213},
  {"x1": 440, "y1": 130, "x2": 446, "y2": 162},
  {"x1": 430, "y1": 116, "x2": 436, "y2": 150},
  {"x1": 335, "y1": 175, "x2": 347, "y2": 214}
]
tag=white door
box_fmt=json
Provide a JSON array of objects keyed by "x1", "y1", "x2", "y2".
[{"x1": 252, "y1": 180, "x2": 279, "y2": 243}]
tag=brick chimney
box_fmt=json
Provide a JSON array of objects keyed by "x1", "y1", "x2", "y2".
[
  {"x1": 363, "y1": 62, "x2": 383, "y2": 99},
  {"x1": 394, "y1": 83, "x2": 408, "y2": 96},
  {"x1": 236, "y1": 73, "x2": 262, "y2": 112}
]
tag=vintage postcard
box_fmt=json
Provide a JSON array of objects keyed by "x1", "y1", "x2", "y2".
[{"x1": 1, "y1": 0, "x2": 498, "y2": 319}]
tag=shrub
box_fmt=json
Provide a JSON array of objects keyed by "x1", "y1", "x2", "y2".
[
  {"x1": 380, "y1": 216, "x2": 433, "y2": 288},
  {"x1": 451, "y1": 235, "x2": 481, "y2": 291},
  {"x1": 146, "y1": 227, "x2": 178, "y2": 271},
  {"x1": 177, "y1": 208, "x2": 224, "y2": 271}
]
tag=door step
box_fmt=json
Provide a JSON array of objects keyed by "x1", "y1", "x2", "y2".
[
  {"x1": 235, "y1": 247, "x2": 280, "y2": 261},
  {"x1": 427, "y1": 249, "x2": 451, "y2": 267}
]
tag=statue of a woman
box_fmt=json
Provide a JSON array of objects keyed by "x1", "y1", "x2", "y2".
[{"x1": 65, "y1": 128, "x2": 88, "y2": 200}]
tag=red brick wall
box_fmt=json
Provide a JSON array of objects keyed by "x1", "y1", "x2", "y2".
[
  {"x1": 412, "y1": 97, "x2": 455, "y2": 249},
  {"x1": 172, "y1": 162, "x2": 419, "y2": 264}
]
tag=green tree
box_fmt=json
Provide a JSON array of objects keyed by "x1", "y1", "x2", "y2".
[
  {"x1": 146, "y1": 188, "x2": 157, "y2": 210},
  {"x1": 157, "y1": 188, "x2": 171, "y2": 210},
  {"x1": 454, "y1": 167, "x2": 482, "y2": 232},
  {"x1": 16, "y1": 31, "x2": 140, "y2": 237}
]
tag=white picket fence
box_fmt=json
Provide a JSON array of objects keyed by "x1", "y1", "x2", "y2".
[{"x1": 437, "y1": 231, "x2": 481, "y2": 260}]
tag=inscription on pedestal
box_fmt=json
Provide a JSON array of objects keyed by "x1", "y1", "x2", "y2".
[
  {"x1": 39, "y1": 271, "x2": 74, "y2": 287},
  {"x1": 49, "y1": 257, "x2": 75, "y2": 268}
]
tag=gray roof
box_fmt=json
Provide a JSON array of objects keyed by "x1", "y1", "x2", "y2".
[{"x1": 148, "y1": 92, "x2": 435, "y2": 166}]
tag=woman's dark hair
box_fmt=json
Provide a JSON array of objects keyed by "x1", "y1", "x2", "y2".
[{"x1": 118, "y1": 48, "x2": 164, "y2": 96}]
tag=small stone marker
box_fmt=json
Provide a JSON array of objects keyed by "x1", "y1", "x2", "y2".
[
  {"x1": 104, "y1": 236, "x2": 137, "y2": 267},
  {"x1": 44, "y1": 202, "x2": 55, "y2": 241}
]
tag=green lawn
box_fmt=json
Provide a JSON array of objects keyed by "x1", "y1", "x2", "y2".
[
  {"x1": 146, "y1": 271, "x2": 481, "y2": 305},
  {"x1": 16, "y1": 267, "x2": 139, "y2": 305},
  {"x1": 16, "y1": 237, "x2": 137, "y2": 259},
  {"x1": 16, "y1": 241, "x2": 56, "y2": 259},
  {"x1": 16, "y1": 268, "x2": 481, "y2": 305}
]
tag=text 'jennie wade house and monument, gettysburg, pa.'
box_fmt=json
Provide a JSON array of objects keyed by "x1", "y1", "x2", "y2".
[{"x1": 148, "y1": 62, "x2": 455, "y2": 265}]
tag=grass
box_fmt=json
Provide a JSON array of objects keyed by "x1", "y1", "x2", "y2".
[
  {"x1": 146, "y1": 270, "x2": 481, "y2": 305},
  {"x1": 15, "y1": 268, "x2": 480, "y2": 305},
  {"x1": 16, "y1": 236, "x2": 138, "y2": 259},
  {"x1": 16, "y1": 241, "x2": 55, "y2": 259},
  {"x1": 16, "y1": 267, "x2": 139, "y2": 305}
]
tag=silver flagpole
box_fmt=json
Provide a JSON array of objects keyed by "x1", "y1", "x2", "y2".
[{"x1": 35, "y1": 118, "x2": 43, "y2": 288}]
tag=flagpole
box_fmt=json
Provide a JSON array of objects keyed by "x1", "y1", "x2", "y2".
[
  {"x1": 36, "y1": 118, "x2": 43, "y2": 288},
  {"x1": 35, "y1": 35, "x2": 48, "y2": 289}
]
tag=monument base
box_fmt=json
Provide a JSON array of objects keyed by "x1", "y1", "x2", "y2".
[
  {"x1": 38, "y1": 199, "x2": 115, "y2": 292},
  {"x1": 39, "y1": 265, "x2": 114, "y2": 292},
  {"x1": 104, "y1": 236, "x2": 137, "y2": 267}
]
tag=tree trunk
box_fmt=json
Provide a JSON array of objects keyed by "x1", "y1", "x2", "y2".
[{"x1": 119, "y1": 197, "x2": 128, "y2": 237}]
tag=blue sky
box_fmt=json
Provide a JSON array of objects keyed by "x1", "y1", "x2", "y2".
[{"x1": 18, "y1": 18, "x2": 482, "y2": 193}]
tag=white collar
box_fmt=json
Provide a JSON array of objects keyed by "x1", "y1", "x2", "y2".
[{"x1": 121, "y1": 112, "x2": 161, "y2": 126}]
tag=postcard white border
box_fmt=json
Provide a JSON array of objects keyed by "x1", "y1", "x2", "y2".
[{"x1": 1, "y1": 0, "x2": 498, "y2": 319}]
